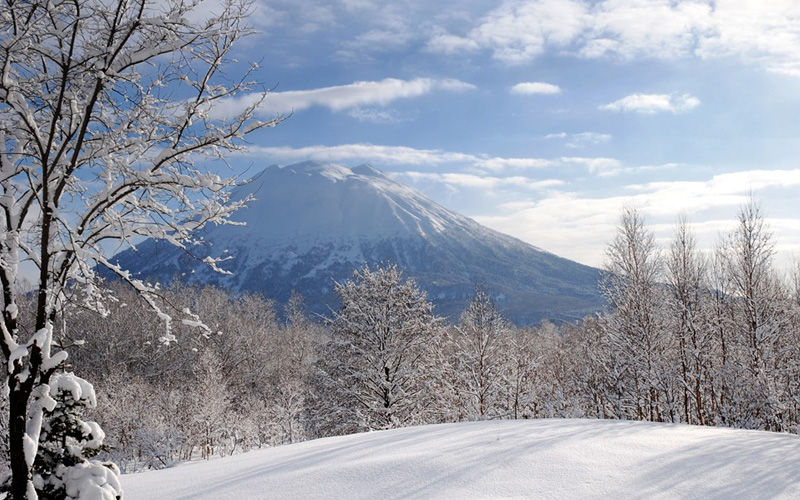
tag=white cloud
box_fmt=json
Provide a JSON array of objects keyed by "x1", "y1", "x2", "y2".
[
  {"x1": 474, "y1": 198, "x2": 618, "y2": 266},
  {"x1": 511, "y1": 82, "x2": 563, "y2": 94},
  {"x1": 184, "y1": 0, "x2": 288, "y2": 32},
  {"x1": 215, "y1": 78, "x2": 476, "y2": 119},
  {"x1": 628, "y1": 169, "x2": 800, "y2": 209},
  {"x1": 425, "y1": 0, "x2": 800, "y2": 76},
  {"x1": 472, "y1": 168, "x2": 800, "y2": 268},
  {"x1": 426, "y1": 0, "x2": 589, "y2": 64},
  {"x1": 599, "y1": 93, "x2": 700, "y2": 114},
  {"x1": 333, "y1": 2, "x2": 453, "y2": 59},
  {"x1": 349, "y1": 29, "x2": 415, "y2": 50},
  {"x1": 568, "y1": 132, "x2": 612, "y2": 148},
  {"x1": 426, "y1": 33, "x2": 482, "y2": 55},
  {"x1": 582, "y1": 0, "x2": 714, "y2": 60},
  {"x1": 696, "y1": 1, "x2": 800, "y2": 75},
  {"x1": 478, "y1": 157, "x2": 555, "y2": 171}
]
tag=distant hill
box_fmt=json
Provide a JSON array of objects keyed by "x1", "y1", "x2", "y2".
[
  {"x1": 122, "y1": 419, "x2": 800, "y2": 500},
  {"x1": 109, "y1": 161, "x2": 604, "y2": 324}
]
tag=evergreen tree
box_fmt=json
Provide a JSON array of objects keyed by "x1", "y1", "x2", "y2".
[{"x1": 30, "y1": 373, "x2": 120, "y2": 500}]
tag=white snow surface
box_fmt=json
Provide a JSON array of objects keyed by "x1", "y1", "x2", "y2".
[{"x1": 122, "y1": 419, "x2": 800, "y2": 499}]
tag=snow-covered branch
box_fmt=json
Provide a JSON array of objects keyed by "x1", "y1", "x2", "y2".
[{"x1": 0, "y1": 0, "x2": 280, "y2": 497}]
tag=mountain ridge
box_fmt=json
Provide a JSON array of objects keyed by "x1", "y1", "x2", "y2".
[{"x1": 109, "y1": 161, "x2": 605, "y2": 324}]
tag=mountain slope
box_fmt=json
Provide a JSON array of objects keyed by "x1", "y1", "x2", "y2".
[
  {"x1": 122, "y1": 419, "x2": 800, "y2": 500},
  {"x1": 110, "y1": 161, "x2": 604, "y2": 323}
]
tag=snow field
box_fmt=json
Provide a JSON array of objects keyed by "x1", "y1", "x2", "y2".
[{"x1": 122, "y1": 418, "x2": 800, "y2": 500}]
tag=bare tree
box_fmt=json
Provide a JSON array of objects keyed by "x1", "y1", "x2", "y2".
[{"x1": 0, "y1": 0, "x2": 278, "y2": 497}]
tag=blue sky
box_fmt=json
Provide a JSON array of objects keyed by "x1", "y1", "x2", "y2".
[{"x1": 214, "y1": 0, "x2": 800, "y2": 268}]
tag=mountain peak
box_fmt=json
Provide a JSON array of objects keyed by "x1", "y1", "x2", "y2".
[
  {"x1": 111, "y1": 161, "x2": 603, "y2": 324},
  {"x1": 275, "y1": 161, "x2": 387, "y2": 183},
  {"x1": 351, "y1": 164, "x2": 383, "y2": 177},
  {"x1": 276, "y1": 161, "x2": 354, "y2": 181}
]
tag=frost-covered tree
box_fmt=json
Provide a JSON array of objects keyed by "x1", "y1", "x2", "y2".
[
  {"x1": 666, "y1": 217, "x2": 715, "y2": 425},
  {"x1": 315, "y1": 264, "x2": 442, "y2": 434},
  {"x1": 447, "y1": 287, "x2": 510, "y2": 420},
  {"x1": 264, "y1": 293, "x2": 319, "y2": 445},
  {"x1": 507, "y1": 321, "x2": 577, "y2": 420},
  {"x1": 719, "y1": 201, "x2": 782, "y2": 373},
  {"x1": 716, "y1": 198, "x2": 788, "y2": 429},
  {"x1": 0, "y1": 0, "x2": 278, "y2": 497},
  {"x1": 600, "y1": 206, "x2": 672, "y2": 422}
]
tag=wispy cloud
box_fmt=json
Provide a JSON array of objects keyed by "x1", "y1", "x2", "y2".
[
  {"x1": 268, "y1": 78, "x2": 474, "y2": 113},
  {"x1": 595, "y1": 162, "x2": 681, "y2": 178},
  {"x1": 599, "y1": 93, "x2": 700, "y2": 114},
  {"x1": 511, "y1": 82, "x2": 563, "y2": 94},
  {"x1": 426, "y1": 33, "x2": 482, "y2": 55},
  {"x1": 402, "y1": 172, "x2": 564, "y2": 192},
  {"x1": 242, "y1": 143, "x2": 617, "y2": 176},
  {"x1": 347, "y1": 108, "x2": 404, "y2": 124},
  {"x1": 243, "y1": 143, "x2": 478, "y2": 166},
  {"x1": 215, "y1": 78, "x2": 476, "y2": 119},
  {"x1": 546, "y1": 132, "x2": 612, "y2": 148},
  {"x1": 560, "y1": 156, "x2": 621, "y2": 173}
]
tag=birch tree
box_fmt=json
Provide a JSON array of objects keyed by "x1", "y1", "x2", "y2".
[
  {"x1": 666, "y1": 217, "x2": 714, "y2": 425},
  {"x1": 600, "y1": 205, "x2": 671, "y2": 421},
  {"x1": 716, "y1": 198, "x2": 787, "y2": 429},
  {"x1": 448, "y1": 287, "x2": 509, "y2": 420},
  {"x1": 0, "y1": 0, "x2": 278, "y2": 497}
]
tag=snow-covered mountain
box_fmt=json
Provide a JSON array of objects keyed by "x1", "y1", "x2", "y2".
[{"x1": 110, "y1": 161, "x2": 604, "y2": 323}]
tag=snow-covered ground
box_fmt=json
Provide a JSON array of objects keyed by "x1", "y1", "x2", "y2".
[{"x1": 122, "y1": 418, "x2": 800, "y2": 499}]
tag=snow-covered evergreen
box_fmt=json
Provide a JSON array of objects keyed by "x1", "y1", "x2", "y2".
[{"x1": 29, "y1": 373, "x2": 120, "y2": 500}]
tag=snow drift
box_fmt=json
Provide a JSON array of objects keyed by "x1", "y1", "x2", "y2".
[{"x1": 122, "y1": 419, "x2": 800, "y2": 499}]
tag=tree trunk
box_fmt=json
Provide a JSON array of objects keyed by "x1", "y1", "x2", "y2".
[{"x1": 9, "y1": 382, "x2": 32, "y2": 500}]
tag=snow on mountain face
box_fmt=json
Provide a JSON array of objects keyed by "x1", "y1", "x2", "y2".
[
  {"x1": 222, "y1": 161, "x2": 485, "y2": 246},
  {"x1": 111, "y1": 161, "x2": 604, "y2": 324}
]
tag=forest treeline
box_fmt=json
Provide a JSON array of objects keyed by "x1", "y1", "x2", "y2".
[{"x1": 2, "y1": 199, "x2": 798, "y2": 473}]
